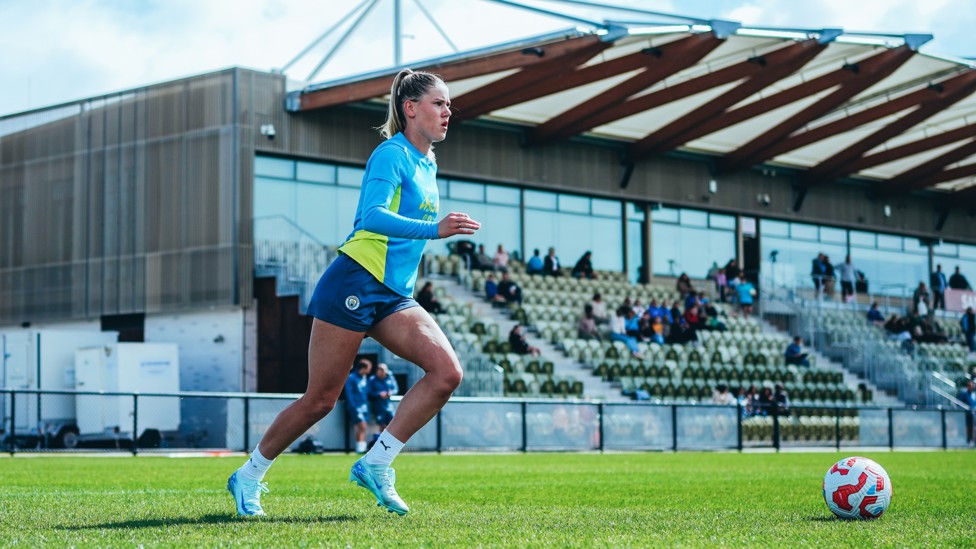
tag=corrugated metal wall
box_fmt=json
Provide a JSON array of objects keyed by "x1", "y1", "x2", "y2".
[{"x1": 0, "y1": 70, "x2": 245, "y2": 325}]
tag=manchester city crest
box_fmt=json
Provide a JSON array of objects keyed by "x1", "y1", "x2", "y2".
[{"x1": 345, "y1": 295, "x2": 361, "y2": 310}]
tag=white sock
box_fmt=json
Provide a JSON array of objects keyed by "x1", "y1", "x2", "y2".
[
  {"x1": 364, "y1": 431, "x2": 404, "y2": 469},
  {"x1": 355, "y1": 440, "x2": 367, "y2": 453},
  {"x1": 238, "y1": 447, "x2": 275, "y2": 481}
]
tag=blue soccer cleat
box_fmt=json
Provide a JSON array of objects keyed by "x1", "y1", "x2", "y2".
[
  {"x1": 349, "y1": 458, "x2": 409, "y2": 516},
  {"x1": 227, "y1": 470, "x2": 269, "y2": 517}
]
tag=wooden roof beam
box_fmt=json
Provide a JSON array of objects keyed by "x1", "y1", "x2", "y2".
[
  {"x1": 837, "y1": 119, "x2": 976, "y2": 174},
  {"x1": 451, "y1": 40, "x2": 613, "y2": 121},
  {"x1": 875, "y1": 139, "x2": 976, "y2": 196},
  {"x1": 800, "y1": 71, "x2": 976, "y2": 186},
  {"x1": 527, "y1": 33, "x2": 726, "y2": 145},
  {"x1": 630, "y1": 39, "x2": 829, "y2": 158},
  {"x1": 295, "y1": 35, "x2": 604, "y2": 111},
  {"x1": 454, "y1": 34, "x2": 724, "y2": 121},
  {"x1": 720, "y1": 46, "x2": 916, "y2": 173}
]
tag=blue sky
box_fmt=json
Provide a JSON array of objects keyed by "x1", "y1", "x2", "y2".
[{"x1": 0, "y1": 0, "x2": 973, "y2": 117}]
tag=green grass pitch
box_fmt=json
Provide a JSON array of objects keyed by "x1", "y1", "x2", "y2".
[{"x1": 1, "y1": 451, "x2": 974, "y2": 546}]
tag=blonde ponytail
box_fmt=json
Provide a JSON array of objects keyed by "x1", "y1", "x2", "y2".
[{"x1": 378, "y1": 68, "x2": 443, "y2": 139}]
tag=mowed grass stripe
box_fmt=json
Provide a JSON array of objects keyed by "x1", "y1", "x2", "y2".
[{"x1": 0, "y1": 452, "x2": 973, "y2": 547}]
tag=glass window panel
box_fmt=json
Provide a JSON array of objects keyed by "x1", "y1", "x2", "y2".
[
  {"x1": 524, "y1": 190, "x2": 557, "y2": 210},
  {"x1": 850, "y1": 231, "x2": 875, "y2": 247},
  {"x1": 450, "y1": 180, "x2": 485, "y2": 201},
  {"x1": 591, "y1": 198, "x2": 620, "y2": 217},
  {"x1": 253, "y1": 177, "x2": 294, "y2": 220},
  {"x1": 524, "y1": 209, "x2": 557, "y2": 260},
  {"x1": 337, "y1": 166, "x2": 365, "y2": 187},
  {"x1": 254, "y1": 156, "x2": 294, "y2": 179},
  {"x1": 628, "y1": 202, "x2": 645, "y2": 221},
  {"x1": 790, "y1": 223, "x2": 817, "y2": 240},
  {"x1": 960, "y1": 245, "x2": 976, "y2": 259},
  {"x1": 760, "y1": 236, "x2": 846, "y2": 291},
  {"x1": 761, "y1": 219, "x2": 789, "y2": 237},
  {"x1": 486, "y1": 185, "x2": 520, "y2": 205},
  {"x1": 933, "y1": 242, "x2": 957, "y2": 257},
  {"x1": 296, "y1": 162, "x2": 335, "y2": 184},
  {"x1": 680, "y1": 209, "x2": 707, "y2": 227},
  {"x1": 740, "y1": 217, "x2": 757, "y2": 237},
  {"x1": 653, "y1": 225, "x2": 734, "y2": 279},
  {"x1": 904, "y1": 238, "x2": 928, "y2": 255},
  {"x1": 820, "y1": 227, "x2": 846, "y2": 244},
  {"x1": 558, "y1": 194, "x2": 590, "y2": 214},
  {"x1": 437, "y1": 178, "x2": 449, "y2": 198},
  {"x1": 589, "y1": 217, "x2": 623, "y2": 271},
  {"x1": 709, "y1": 213, "x2": 736, "y2": 230},
  {"x1": 295, "y1": 183, "x2": 335, "y2": 243},
  {"x1": 877, "y1": 234, "x2": 902, "y2": 250},
  {"x1": 852, "y1": 247, "x2": 928, "y2": 296},
  {"x1": 651, "y1": 205, "x2": 679, "y2": 223}
]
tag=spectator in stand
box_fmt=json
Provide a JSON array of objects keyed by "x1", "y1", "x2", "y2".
[
  {"x1": 715, "y1": 268, "x2": 727, "y2": 303},
  {"x1": 866, "y1": 302, "x2": 885, "y2": 326},
  {"x1": 744, "y1": 385, "x2": 760, "y2": 417},
  {"x1": 624, "y1": 307, "x2": 642, "y2": 339},
  {"x1": 784, "y1": 336, "x2": 810, "y2": 367},
  {"x1": 345, "y1": 360, "x2": 372, "y2": 453},
  {"x1": 711, "y1": 383, "x2": 736, "y2": 405},
  {"x1": 961, "y1": 307, "x2": 975, "y2": 352},
  {"x1": 492, "y1": 244, "x2": 509, "y2": 273},
  {"x1": 472, "y1": 244, "x2": 494, "y2": 271},
  {"x1": 737, "y1": 387, "x2": 752, "y2": 418},
  {"x1": 542, "y1": 247, "x2": 562, "y2": 277},
  {"x1": 949, "y1": 265, "x2": 972, "y2": 291},
  {"x1": 508, "y1": 324, "x2": 540, "y2": 357},
  {"x1": 367, "y1": 362, "x2": 399, "y2": 435},
  {"x1": 590, "y1": 292, "x2": 608, "y2": 324},
  {"x1": 811, "y1": 253, "x2": 826, "y2": 296},
  {"x1": 931, "y1": 264, "x2": 948, "y2": 311},
  {"x1": 676, "y1": 273, "x2": 696, "y2": 300},
  {"x1": 484, "y1": 273, "x2": 499, "y2": 302},
  {"x1": 706, "y1": 261, "x2": 720, "y2": 288},
  {"x1": 912, "y1": 282, "x2": 931, "y2": 317},
  {"x1": 496, "y1": 272, "x2": 522, "y2": 305},
  {"x1": 724, "y1": 259, "x2": 740, "y2": 283},
  {"x1": 668, "y1": 300, "x2": 682, "y2": 327},
  {"x1": 756, "y1": 387, "x2": 774, "y2": 416},
  {"x1": 416, "y1": 281, "x2": 445, "y2": 314},
  {"x1": 571, "y1": 251, "x2": 596, "y2": 279},
  {"x1": 839, "y1": 255, "x2": 857, "y2": 303},
  {"x1": 823, "y1": 255, "x2": 836, "y2": 301},
  {"x1": 577, "y1": 304, "x2": 602, "y2": 341},
  {"x1": 610, "y1": 306, "x2": 642, "y2": 359},
  {"x1": 734, "y1": 273, "x2": 755, "y2": 317},
  {"x1": 526, "y1": 248, "x2": 544, "y2": 275},
  {"x1": 956, "y1": 380, "x2": 975, "y2": 444},
  {"x1": 773, "y1": 383, "x2": 791, "y2": 417},
  {"x1": 649, "y1": 316, "x2": 666, "y2": 345}
]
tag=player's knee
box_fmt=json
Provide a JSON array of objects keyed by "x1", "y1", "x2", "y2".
[
  {"x1": 436, "y1": 362, "x2": 463, "y2": 393},
  {"x1": 301, "y1": 395, "x2": 335, "y2": 419}
]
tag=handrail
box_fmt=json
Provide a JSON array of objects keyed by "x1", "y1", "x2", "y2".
[
  {"x1": 253, "y1": 214, "x2": 329, "y2": 247},
  {"x1": 927, "y1": 384, "x2": 968, "y2": 410}
]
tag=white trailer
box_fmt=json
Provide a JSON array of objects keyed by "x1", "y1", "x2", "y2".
[
  {"x1": 1, "y1": 330, "x2": 117, "y2": 445},
  {"x1": 74, "y1": 343, "x2": 181, "y2": 437}
]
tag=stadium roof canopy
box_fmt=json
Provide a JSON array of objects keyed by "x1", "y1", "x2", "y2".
[{"x1": 285, "y1": 1, "x2": 976, "y2": 211}]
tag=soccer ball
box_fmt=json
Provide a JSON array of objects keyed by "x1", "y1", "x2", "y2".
[{"x1": 822, "y1": 456, "x2": 892, "y2": 520}]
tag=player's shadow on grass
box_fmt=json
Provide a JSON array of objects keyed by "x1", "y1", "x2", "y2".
[{"x1": 62, "y1": 514, "x2": 359, "y2": 530}]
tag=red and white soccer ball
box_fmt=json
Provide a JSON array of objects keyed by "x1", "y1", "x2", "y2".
[{"x1": 822, "y1": 456, "x2": 892, "y2": 520}]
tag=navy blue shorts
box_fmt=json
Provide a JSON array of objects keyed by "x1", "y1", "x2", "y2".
[{"x1": 306, "y1": 254, "x2": 419, "y2": 332}]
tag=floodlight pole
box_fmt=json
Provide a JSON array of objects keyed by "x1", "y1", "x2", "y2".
[{"x1": 394, "y1": 0, "x2": 402, "y2": 66}]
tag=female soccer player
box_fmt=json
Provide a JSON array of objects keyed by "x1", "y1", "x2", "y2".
[{"x1": 228, "y1": 68, "x2": 480, "y2": 517}]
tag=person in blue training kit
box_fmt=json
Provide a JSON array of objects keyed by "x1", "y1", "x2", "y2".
[
  {"x1": 228, "y1": 68, "x2": 480, "y2": 517},
  {"x1": 346, "y1": 360, "x2": 371, "y2": 453},
  {"x1": 368, "y1": 362, "x2": 399, "y2": 434}
]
